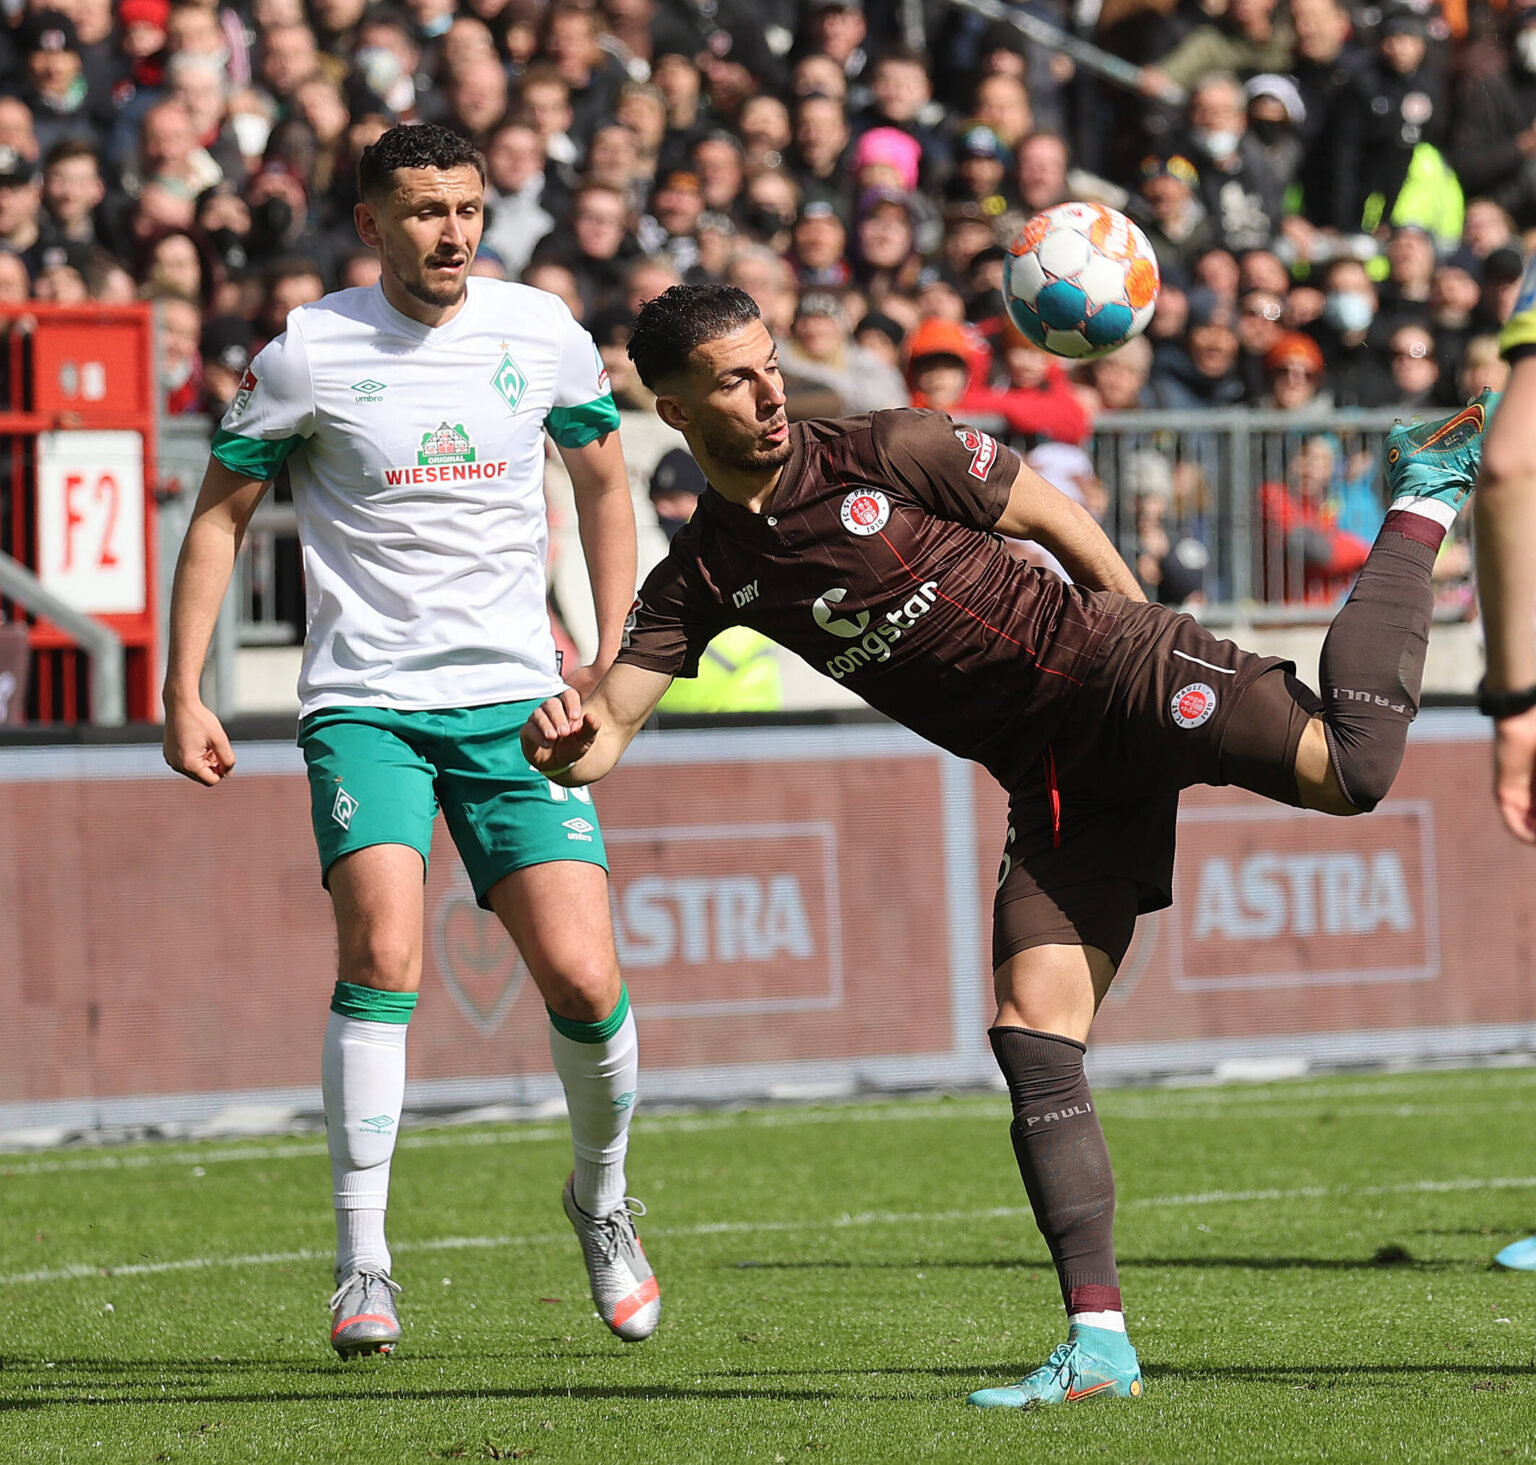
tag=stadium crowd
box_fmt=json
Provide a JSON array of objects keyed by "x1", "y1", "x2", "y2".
[{"x1": 3, "y1": 0, "x2": 1525, "y2": 607}]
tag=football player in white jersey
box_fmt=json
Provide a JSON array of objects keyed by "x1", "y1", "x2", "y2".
[
  {"x1": 161, "y1": 125, "x2": 659, "y2": 1355},
  {"x1": 1476, "y1": 260, "x2": 1536, "y2": 1272}
]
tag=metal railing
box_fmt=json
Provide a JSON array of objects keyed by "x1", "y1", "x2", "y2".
[
  {"x1": 0, "y1": 549, "x2": 124, "y2": 723},
  {"x1": 157, "y1": 406, "x2": 1460, "y2": 694},
  {"x1": 1086, "y1": 407, "x2": 1422, "y2": 618}
]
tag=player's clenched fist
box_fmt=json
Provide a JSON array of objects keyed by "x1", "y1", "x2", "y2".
[
  {"x1": 162, "y1": 696, "x2": 237, "y2": 786},
  {"x1": 521, "y1": 687, "x2": 601, "y2": 777}
]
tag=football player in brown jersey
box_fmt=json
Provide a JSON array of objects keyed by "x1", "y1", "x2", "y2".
[{"x1": 524, "y1": 283, "x2": 1492, "y2": 1407}]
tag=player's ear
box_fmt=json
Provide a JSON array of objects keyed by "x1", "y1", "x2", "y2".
[
  {"x1": 354, "y1": 200, "x2": 381, "y2": 249},
  {"x1": 654, "y1": 392, "x2": 689, "y2": 433}
]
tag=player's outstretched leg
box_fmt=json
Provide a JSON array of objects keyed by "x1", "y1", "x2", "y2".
[
  {"x1": 322, "y1": 979, "x2": 414, "y2": 1358},
  {"x1": 1496, "y1": 1235, "x2": 1536, "y2": 1270},
  {"x1": 1312, "y1": 390, "x2": 1496, "y2": 811}
]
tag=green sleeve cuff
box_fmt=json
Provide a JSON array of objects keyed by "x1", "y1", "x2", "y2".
[
  {"x1": 211, "y1": 427, "x2": 303, "y2": 480},
  {"x1": 546, "y1": 394, "x2": 620, "y2": 448}
]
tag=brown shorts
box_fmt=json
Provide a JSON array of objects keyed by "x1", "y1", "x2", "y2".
[{"x1": 992, "y1": 602, "x2": 1321, "y2": 970}]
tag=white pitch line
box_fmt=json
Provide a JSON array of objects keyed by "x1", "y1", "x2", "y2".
[
  {"x1": 10, "y1": 1085, "x2": 1536, "y2": 1178},
  {"x1": 6, "y1": 1175, "x2": 1535, "y2": 1289}
]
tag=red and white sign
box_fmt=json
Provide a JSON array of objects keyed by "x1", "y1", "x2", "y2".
[
  {"x1": 1166, "y1": 803, "x2": 1439, "y2": 990},
  {"x1": 35, "y1": 430, "x2": 145, "y2": 615}
]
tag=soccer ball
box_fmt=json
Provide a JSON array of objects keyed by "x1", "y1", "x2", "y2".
[{"x1": 1004, "y1": 203, "x2": 1160, "y2": 360}]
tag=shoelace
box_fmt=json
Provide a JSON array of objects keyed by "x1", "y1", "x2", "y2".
[
  {"x1": 328, "y1": 1270, "x2": 402, "y2": 1313},
  {"x1": 1012, "y1": 1340, "x2": 1077, "y2": 1389},
  {"x1": 590, "y1": 1197, "x2": 647, "y2": 1264}
]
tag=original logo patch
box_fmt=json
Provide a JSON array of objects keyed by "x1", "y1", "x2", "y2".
[
  {"x1": 840, "y1": 488, "x2": 890, "y2": 536},
  {"x1": 1171, "y1": 682, "x2": 1217, "y2": 729},
  {"x1": 418, "y1": 421, "x2": 477, "y2": 465}
]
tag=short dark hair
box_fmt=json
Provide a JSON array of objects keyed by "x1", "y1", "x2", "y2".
[
  {"x1": 628, "y1": 283, "x2": 761, "y2": 390},
  {"x1": 357, "y1": 123, "x2": 485, "y2": 202}
]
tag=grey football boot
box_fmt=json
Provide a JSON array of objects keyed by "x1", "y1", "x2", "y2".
[
  {"x1": 328, "y1": 1270, "x2": 402, "y2": 1358},
  {"x1": 561, "y1": 1174, "x2": 661, "y2": 1341}
]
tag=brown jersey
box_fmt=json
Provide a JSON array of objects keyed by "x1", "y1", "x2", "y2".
[{"x1": 618, "y1": 409, "x2": 1130, "y2": 790}]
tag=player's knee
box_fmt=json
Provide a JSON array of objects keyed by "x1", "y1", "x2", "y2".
[
  {"x1": 540, "y1": 960, "x2": 622, "y2": 1023},
  {"x1": 1328, "y1": 748, "x2": 1398, "y2": 815},
  {"x1": 339, "y1": 931, "x2": 420, "y2": 991}
]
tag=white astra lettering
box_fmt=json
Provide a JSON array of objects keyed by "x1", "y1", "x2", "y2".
[
  {"x1": 1192, "y1": 852, "x2": 1415, "y2": 940},
  {"x1": 614, "y1": 874, "x2": 815, "y2": 967}
]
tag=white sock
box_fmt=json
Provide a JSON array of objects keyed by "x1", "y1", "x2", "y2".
[
  {"x1": 548, "y1": 987, "x2": 639, "y2": 1218},
  {"x1": 1386, "y1": 494, "x2": 1458, "y2": 529},
  {"x1": 322, "y1": 988, "x2": 414, "y2": 1281},
  {"x1": 1069, "y1": 1309, "x2": 1127, "y2": 1333}
]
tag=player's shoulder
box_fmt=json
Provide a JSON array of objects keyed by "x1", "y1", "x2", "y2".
[
  {"x1": 867, "y1": 406, "x2": 964, "y2": 457},
  {"x1": 471, "y1": 276, "x2": 576, "y2": 328},
  {"x1": 285, "y1": 286, "x2": 378, "y2": 338}
]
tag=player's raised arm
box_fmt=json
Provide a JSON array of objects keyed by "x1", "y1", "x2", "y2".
[
  {"x1": 162, "y1": 459, "x2": 271, "y2": 784},
  {"x1": 994, "y1": 459, "x2": 1145, "y2": 600},
  {"x1": 558, "y1": 428, "x2": 638, "y2": 697},
  {"x1": 522, "y1": 661, "x2": 673, "y2": 786}
]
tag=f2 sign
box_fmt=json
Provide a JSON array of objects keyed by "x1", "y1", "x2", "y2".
[{"x1": 36, "y1": 431, "x2": 146, "y2": 616}]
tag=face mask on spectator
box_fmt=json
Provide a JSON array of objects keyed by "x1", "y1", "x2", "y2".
[
  {"x1": 230, "y1": 111, "x2": 271, "y2": 158},
  {"x1": 1517, "y1": 28, "x2": 1536, "y2": 72},
  {"x1": 357, "y1": 46, "x2": 407, "y2": 102},
  {"x1": 745, "y1": 204, "x2": 793, "y2": 237},
  {"x1": 1323, "y1": 290, "x2": 1374, "y2": 334},
  {"x1": 1250, "y1": 118, "x2": 1289, "y2": 145},
  {"x1": 1191, "y1": 128, "x2": 1240, "y2": 161},
  {"x1": 251, "y1": 195, "x2": 294, "y2": 244}
]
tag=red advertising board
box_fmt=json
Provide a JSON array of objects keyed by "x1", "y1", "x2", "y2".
[{"x1": 0, "y1": 717, "x2": 1531, "y2": 1128}]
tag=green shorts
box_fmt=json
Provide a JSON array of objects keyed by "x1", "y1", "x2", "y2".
[{"x1": 298, "y1": 700, "x2": 608, "y2": 908}]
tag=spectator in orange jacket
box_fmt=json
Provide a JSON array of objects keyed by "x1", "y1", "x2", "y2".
[{"x1": 904, "y1": 315, "x2": 1091, "y2": 446}]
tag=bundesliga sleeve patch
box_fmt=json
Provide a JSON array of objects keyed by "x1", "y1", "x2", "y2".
[
  {"x1": 1171, "y1": 682, "x2": 1216, "y2": 729},
  {"x1": 228, "y1": 368, "x2": 257, "y2": 421}
]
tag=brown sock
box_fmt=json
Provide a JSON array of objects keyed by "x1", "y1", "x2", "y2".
[
  {"x1": 989, "y1": 1025, "x2": 1121, "y2": 1316},
  {"x1": 1317, "y1": 510, "x2": 1444, "y2": 811}
]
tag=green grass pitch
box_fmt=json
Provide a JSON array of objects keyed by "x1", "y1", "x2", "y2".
[{"x1": 4, "y1": 1068, "x2": 1536, "y2": 1463}]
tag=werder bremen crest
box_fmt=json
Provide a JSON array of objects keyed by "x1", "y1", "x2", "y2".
[
  {"x1": 492, "y1": 352, "x2": 527, "y2": 411},
  {"x1": 418, "y1": 422, "x2": 477, "y2": 465}
]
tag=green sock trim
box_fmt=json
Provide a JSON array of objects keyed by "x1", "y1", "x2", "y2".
[
  {"x1": 547, "y1": 984, "x2": 630, "y2": 1044},
  {"x1": 330, "y1": 981, "x2": 418, "y2": 1024}
]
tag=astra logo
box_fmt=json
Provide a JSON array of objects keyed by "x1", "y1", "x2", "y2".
[
  {"x1": 1192, "y1": 852, "x2": 1414, "y2": 940},
  {"x1": 819, "y1": 580, "x2": 941, "y2": 680},
  {"x1": 812, "y1": 587, "x2": 870, "y2": 638}
]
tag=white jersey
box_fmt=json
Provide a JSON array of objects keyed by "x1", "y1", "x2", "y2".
[{"x1": 211, "y1": 277, "x2": 619, "y2": 717}]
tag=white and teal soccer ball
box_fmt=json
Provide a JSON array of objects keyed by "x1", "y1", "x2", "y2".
[{"x1": 1004, "y1": 202, "x2": 1161, "y2": 360}]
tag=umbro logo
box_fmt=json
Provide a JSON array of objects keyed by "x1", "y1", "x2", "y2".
[
  {"x1": 359, "y1": 1114, "x2": 394, "y2": 1133},
  {"x1": 351, "y1": 378, "x2": 387, "y2": 401},
  {"x1": 563, "y1": 816, "x2": 595, "y2": 841}
]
